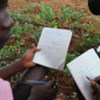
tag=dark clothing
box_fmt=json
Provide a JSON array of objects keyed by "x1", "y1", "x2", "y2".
[
  {"x1": 13, "y1": 82, "x2": 32, "y2": 100},
  {"x1": 88, "y1": 0, "x2": 100, "y2": 15}
]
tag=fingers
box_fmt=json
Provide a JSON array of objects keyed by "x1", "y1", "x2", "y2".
[
  {"x1": 24, "y1": 48, "x2": 41, "y2": 55},
  {"x1": 42, "y1": 75, "x2": 49, "y2": 82},
  {"x1": 45, "y1": 80, "x2": 58, "y2": 98},
  {"x1": 91, "y1": 81, "x2": 100, "y2": 95},
  {"x1": 45, "y1": 80, "x2": 57, "y2": 88},
  {"x1": 92, "y1": 76, "x2": 100, "y2": 83},
  {"x1": 31, "y1": 48, "x2": 41, "y2": 53},
  {"x1": 48, "y1": 81, "x2": 58, "y2": 99}
]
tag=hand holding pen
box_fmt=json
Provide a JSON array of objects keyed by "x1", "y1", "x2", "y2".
[
  {"x1": 27, "y1": 80, "x2": 58, "y2": 86},
  {"x1": 86, "y1": 76, "x2": 100, "y2": 100},
  {"x1": 27, "y1": 80, "x2": 58, "y2": 100}
]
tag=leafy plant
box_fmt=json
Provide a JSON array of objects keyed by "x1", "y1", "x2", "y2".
[
  {"x1": 1, "y1": 2, "x2": 100, "y2": 77},
  {"x1": 34, "y1": 2, "x2": 56, "y2": 24}
]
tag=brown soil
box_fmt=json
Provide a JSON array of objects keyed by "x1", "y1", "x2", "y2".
[{"x1": 9, "y1": 0, "x2": 88, "y2": 12}]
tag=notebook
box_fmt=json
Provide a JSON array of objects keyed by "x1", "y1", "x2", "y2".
[
  {"x1": 67, "y1": 48, "x2": 100, "y2": 100},
  {"x1": 33, "y1": 27, "x2": 72, "y2": 70}
]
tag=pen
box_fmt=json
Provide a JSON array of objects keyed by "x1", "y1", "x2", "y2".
[
  {"x1": 86, "y1": 76, "x2": 91, "y2": 81},
  {"x1": 27, "y1": 80, "x2": 58, "y2": 86}
]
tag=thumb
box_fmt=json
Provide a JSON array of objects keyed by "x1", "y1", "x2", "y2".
[
  {"x1": 91, "y1": 81, "x2": 100, "y2": 94},
  {"x1": 45, "y1": 80, "x2": 56, "y2": 88},
  {"x1": 31, "y1": 48, "x2": 41, "y2": 53},
  {"x1": 42, "y1": 75, "x2": 49, "y2": 82}
]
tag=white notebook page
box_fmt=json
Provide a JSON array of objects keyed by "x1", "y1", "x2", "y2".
[
  {"x1": 33, "y1": 27, "x2": 72, "y2": 70},
  {"x1": 67, "y1": 49, "x2": 100, "y2": 100}
]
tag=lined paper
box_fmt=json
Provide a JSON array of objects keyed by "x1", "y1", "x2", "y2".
[
  {"x1": 67, "y1": 49, "x2": 100, "y2": 100},
  {"x1": 33, "y1": 27, "x2": 72, "y2": 70}
]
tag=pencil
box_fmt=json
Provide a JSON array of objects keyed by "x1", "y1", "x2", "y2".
[
  {"x1": 27, "y1": 80, "x2": 58, "y2": 86},
  {"x1": 86, "y1": 76, "x2": 91, "y2": 81}
]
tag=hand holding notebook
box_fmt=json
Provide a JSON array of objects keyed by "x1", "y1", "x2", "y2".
[
  {"x1": 33, "y1": 27, "x2": 72, "y2": 70},
  {"x1": 67, "y1": 49, "x2": 100, "y2": 100}
]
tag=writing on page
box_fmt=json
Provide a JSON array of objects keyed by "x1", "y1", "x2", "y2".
[
  {"x1": 67, "y1": 49, "x2": 100, "y2": 100},
  {"x1": 33, "y1": 27, "x2": 72, "y2": 70}
]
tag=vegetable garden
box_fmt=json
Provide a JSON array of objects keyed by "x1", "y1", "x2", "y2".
[{"x1": 1, "y1": 0, "x2": 100, "y2": 99}]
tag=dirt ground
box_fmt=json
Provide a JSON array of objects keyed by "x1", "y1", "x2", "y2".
[
  {"x1": 9, "y1": 0, "x2": 100, "y2": 28},
  {"x1": 9, "y1": 0, "x2": 87, "y2": 11},
  {"x1": 8, "y1": 0, "x2": 100, "y2": 100}
]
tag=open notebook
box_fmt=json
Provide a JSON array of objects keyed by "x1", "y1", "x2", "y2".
[
  {"x1": 67, "y1": 48, "x2": 100, "y2": 100},
  {"x1": 33, "y1": 27, "x2": 72, "y2": 70}
]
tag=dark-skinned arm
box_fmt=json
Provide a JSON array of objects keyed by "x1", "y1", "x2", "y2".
[
  {"x1": 0, "y1": 59, "x2": 24, "y2": 79},
  {"x1": 0, "y1": 48, "x2": 41, "y2": 79}
]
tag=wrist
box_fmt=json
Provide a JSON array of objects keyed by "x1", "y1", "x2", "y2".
[
  {"x1": 16, "y1": 59, "x2": 26, "y2": 71},
  {"x1": 20, "y1": 58, "x2": 36, "y2": 68}
]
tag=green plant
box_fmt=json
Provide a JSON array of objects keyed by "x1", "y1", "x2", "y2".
[
  {"x1": 63, "y1": 54, "x2": 77, "y2": 77},
  {"x1": 34, "y1": 2, "x2": 56, "y2": 24},
  {"x1": 1, "y1": 2, "x2": 100, "y2": 77},
  {"x1": 66, "y1": 53, "x2": 77, "y2": 63},
  {"x1": 60, "y1": 7, "x2": 87, "y2": 23},
  {"x1": 23, "y1": 3, "x2": 34, "y2": 13},
  {"x1": 12, "y1": 21, "x2": 25, "y2": 38},
  {"x1": 0, "y1": 40, "x2": 26, "y2": 60}
]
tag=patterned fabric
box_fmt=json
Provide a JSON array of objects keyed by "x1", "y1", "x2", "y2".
[{"x1": 0, "y1": 78, "x2": 13, "y2": 100}]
